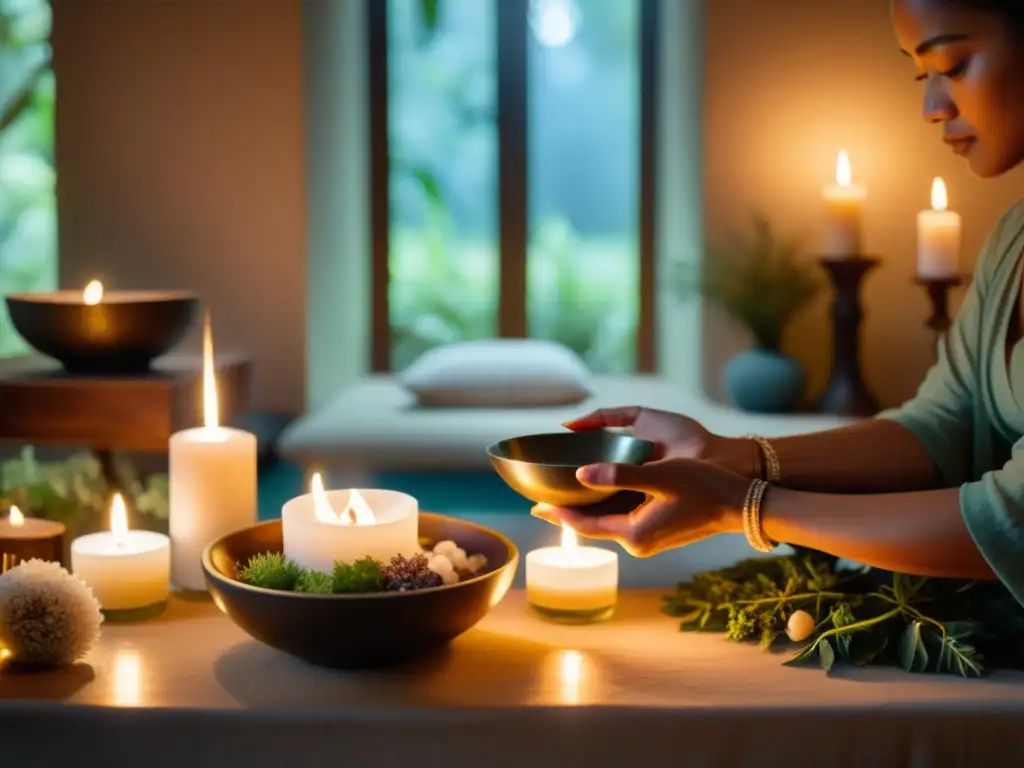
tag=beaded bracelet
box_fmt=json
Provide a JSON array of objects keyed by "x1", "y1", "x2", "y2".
[
  {"x1": 746, "y1": 435, "x2": 781, "y2": 483},
  {"x1": 742, "y1": 478, "x2": 777, "y2": 553}
]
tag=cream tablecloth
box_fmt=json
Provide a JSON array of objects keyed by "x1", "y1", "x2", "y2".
[{"x1": 1, "y1": 589, "x2": 1023, "y2": 768}]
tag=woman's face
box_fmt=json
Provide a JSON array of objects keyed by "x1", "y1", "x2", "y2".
[{"x1": 892, "y1": 0, "x2": 1024, "y2": 177}]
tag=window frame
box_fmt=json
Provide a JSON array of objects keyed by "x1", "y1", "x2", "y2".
[{"x1": 366, "y1": 0, "x2": 659, "y2": 373}]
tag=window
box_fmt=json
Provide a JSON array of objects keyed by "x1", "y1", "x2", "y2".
[
  {"x1": 370, "y1": 0, "x2": 658, "y2": 373},
  {"x1": 0, "y1": 0, "x2": 55, "y2": 357}
]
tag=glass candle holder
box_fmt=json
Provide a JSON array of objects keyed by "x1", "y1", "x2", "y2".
[{"x1": 526, "y1": 527, "x2": 618, "y2": 624}]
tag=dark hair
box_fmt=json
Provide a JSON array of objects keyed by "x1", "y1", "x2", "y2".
[{"x1": 950, "y1": 0, "x2": 1024, "y2": 27}]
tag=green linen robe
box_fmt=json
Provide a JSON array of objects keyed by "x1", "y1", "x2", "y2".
[{"x1": 881, "y1": 200, "x2": 1024, "y2": 606}]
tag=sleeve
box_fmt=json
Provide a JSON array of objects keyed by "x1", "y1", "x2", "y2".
[
  {"x1": 874, "y1": 251, "x2": 990, "y2": 487},
  {"x1": 961, "y1": 449, "x2": 1024, "y2": 607}
]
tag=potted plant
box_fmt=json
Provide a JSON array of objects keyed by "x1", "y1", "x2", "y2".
[{"x1": 674, "y1": 213, "x2": 821, "y2": 413}]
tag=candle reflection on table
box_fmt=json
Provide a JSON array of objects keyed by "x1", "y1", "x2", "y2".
[
  {"x1": 556, "y1": 649, "x2": 586, "y2": 706},
  {"x1": 112, "y1": 648, "x2": 143, "y2": 707}
]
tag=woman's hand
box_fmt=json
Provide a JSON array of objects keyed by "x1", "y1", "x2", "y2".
[
  {"x1": 531, "y1": 458, "x2": 749, "y2": 558},
  {"x1": 562, "y1": 406, "x2": 759, "y2": 478}
]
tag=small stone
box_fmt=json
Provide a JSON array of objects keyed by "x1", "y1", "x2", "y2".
[
  {"x1": 427, "y1": 553, "x2": 454, "y2": 576},
  {"x1": 786, "y1": 609, "x2": 816, "y2": 643},
  {"x1": 432, "y1": 540, "x2": 459, "y2": 558},
  {"x1": 447, "y1": 547, "x2": 468, "y2": 570}
]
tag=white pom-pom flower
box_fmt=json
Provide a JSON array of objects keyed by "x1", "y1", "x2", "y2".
[{"x1": 0, "y1": 558, "x2": 103, "y2": 668}]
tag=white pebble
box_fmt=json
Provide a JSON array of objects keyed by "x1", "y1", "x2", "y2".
[
  {"x1": 447, "y1": 546, "x2": 468, "y2": 570},
  {"x1": 428, "y1": 553, "x2": 454, "y2": 576},
  {"x1": 432, "y1": 540, "x2": 459, "y2": 558},
  {"x1": 465, "y1": 554, "x2": 487, "y2": 574},
  {"x1": 786, "y1": 609, "x2": 816, "y2": 643}
]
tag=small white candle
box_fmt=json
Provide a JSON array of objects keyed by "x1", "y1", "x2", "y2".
[
  {"x1": 526, "y1": 525, "x2": 618, "y2": 620},
  {"x1": 0, "y1": 505, "x2": 65, "y2": 565},
  {"x1": 282, "y1": 474, "x2": 420, "y2": 573},
  {"x1": 71, "y1": 493, "x2": 170, "y2": 613},
  {"x1": 917, "y1": 177, "x2": 961, "y2": 279},
  {"x1": 169, "y1": 311, "x2": 257, "y2": 590},
  {"x1": 822, "y1": 150, "x2": 866, "y2": 258}
]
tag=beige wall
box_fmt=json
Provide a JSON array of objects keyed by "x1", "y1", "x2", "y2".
[
  {"x1": 50, "y1": 0, "x2": 1024, "y2": 415},
  {"x1": 51, "y1": 0, "x2": 307, "y2": 413},
  {"x1": 704, "y1": 0, "x2": 1024, "y2": 407}
]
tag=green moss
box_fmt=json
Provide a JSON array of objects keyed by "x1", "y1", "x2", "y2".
[
  {"x1": 331, "y1": 557, "x2": 385, "y2": 594},
  {"x1": 237, "y1": 552, "x2": 303, "y2": 591}
]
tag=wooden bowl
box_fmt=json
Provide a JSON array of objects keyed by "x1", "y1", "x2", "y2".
[
  {"x1": 202, "y1": 515, "x2": 519, "y2": 669},
  {"x1": 5, "y1": 290, "x2": 199, "y2": 374},
  {"x1": 487, "y1": 431, "x2": 654, "y2": 507}
]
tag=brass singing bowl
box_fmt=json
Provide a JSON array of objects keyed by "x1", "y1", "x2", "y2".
[
  {"x1": 203, "y1": 515, "x2": 518, "y2": 670},
  {"x1": 6, "y1": 290, "x2": 199, "y2": 374},
  {"x1": 486, "y1": 431, "x2": 655, "y2": 507}
]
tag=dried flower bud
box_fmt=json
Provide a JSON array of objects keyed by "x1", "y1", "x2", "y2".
[{"x1": 786, "y1": 609, "x2": 815, "y2": 643}]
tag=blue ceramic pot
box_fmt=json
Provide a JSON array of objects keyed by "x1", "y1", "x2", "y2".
[{"x1": 723, "y1": 347, "x2": 805, "y2": 413}]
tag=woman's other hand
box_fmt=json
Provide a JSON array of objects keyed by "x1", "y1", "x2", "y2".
[
  {"x1": 530, "y1": 458, "x2": 748, "y2": 558},
  {"x1": 562, "y1": 406, "x2": 759, "y2": 477}
]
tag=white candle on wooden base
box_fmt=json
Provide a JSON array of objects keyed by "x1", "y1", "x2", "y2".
[
  {"x1": 917, "y1": 177, "x2": 961, "y2": 279},
  {"x1": 282, "y1": 474, "x2": 420, "y2": 573},
  {"x1": 71, "y1": 493, "x2": 170, "y2": 616},
  {"x1": 526, "y1": 525, "x2": 618, "y2": 623},
  {"x1": 822, "y1": 150, "x2": 866, "y2": 258},
  {"x1": 169, "y1": 311, "x2": 257, "y2": 591}
]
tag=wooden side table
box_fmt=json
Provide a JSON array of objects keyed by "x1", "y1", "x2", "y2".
[{"x1": 0, "y1": 351, "x2": 252, "y2": 490}]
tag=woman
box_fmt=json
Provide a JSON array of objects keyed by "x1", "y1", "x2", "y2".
[{"x1": 532, "y1": 0, "x2": 1024, "y2": 607}]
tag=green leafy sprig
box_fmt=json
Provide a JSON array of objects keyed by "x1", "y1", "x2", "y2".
[{"x1": 662, "y1": 550, "x2": 1024, "y2": 677}]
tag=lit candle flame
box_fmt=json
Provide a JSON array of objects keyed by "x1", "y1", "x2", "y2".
[
  {"x1": 83, "y1": 280, "x2": 104, "y2": 305},
  {"x1": 110, "y1": 493, "x2": 129, "y2": 547},
  {"x1": 310, "y1": 473, "x2": 376, "y2": 526},
  {"x1": 8, "y1": 505, "x2": 24, "y2": 527},
  {"x1": 931, "y1": 177, "x2": 948, "y2": 211},
  {"x1": 835, "y1": 150, "x2": 852, "y2": 187},
  {"x1": 202, "y1": 310, "x2": 218, "y2": 428}
]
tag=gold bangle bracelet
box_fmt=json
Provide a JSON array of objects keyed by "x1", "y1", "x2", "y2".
[
  {"x1": 746, "y1": 435, "x2": 781, "y2": 483},
  {"x1": 742, "y1": 479, "x2": 777, "y2": 553}
]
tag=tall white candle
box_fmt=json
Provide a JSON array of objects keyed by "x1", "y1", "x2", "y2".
[
  {"x1": 282, "y1": 474, "x2": 420, "y2": 573},
  {"x1": 71, "y1": 493, "x2": 171, "y2": 614},
  {"x1": 822, "y1": 150, "x2": 866, "y2": 258},
  {"x1": 169, "y1": 312, "x2": 257, "y2": 591},
  {"x1": 917, "y1": 177, "x2": 961, "y2": 279},
  {"x1": 526, "y1": 525, "x2": 618, "y2": 621}
]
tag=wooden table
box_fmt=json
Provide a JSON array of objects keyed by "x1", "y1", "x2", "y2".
[
  {"x1": 0, "y1": 589, "x2": 1021, "y2": 768},
  {"x1": 0, "y1": 352, "x2": 251, "y2": 486}
]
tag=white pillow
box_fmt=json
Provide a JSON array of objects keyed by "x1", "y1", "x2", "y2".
[{"x1": 398, "y1": 339, "x2": 592, "y2": 407}]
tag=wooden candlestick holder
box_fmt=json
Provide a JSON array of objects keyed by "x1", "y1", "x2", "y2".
[
  {"x1": 815, "y1": 256, "x2": 881, "y2": 417},
  {"x1": 915, "y1": 275, "x2": 964, "y2": 343}
]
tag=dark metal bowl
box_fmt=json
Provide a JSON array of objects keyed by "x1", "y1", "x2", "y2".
[
  {"x1": 202, "y1": 514, "x2": 519, "y2": 670},
  {"x1": 5, "y1": 290, "x2": 199, "y2": 374},
  {"x1": 487, "y1": 431, "x2": 655, "y2": 507}
]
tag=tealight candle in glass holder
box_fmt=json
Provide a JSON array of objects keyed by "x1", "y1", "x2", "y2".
[{"x1": 526, "y1": 524, "x2": 618, "y2": 624}]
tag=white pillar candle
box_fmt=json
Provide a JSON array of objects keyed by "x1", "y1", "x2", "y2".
[
  {"x1": 71, "y1": 493, "x2": 170, "y2": 614},
  {"x1": 282, "y1": 474, "x2": 420, "y2": 573},
  {"x1": 169, "y1": 312, "x2": 257, "y2": 591},
  {"x1": 526, "y1": 525, "x2": 618, "y2": 621},
  {"x1": 917, "y1": 177, "x2": 961, "y2": 279},
  {"x1": 822, "y1": 150, "x2": 866, "y2": 258}
]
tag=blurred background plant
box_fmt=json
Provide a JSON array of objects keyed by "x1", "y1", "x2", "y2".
[
  {"x1": 0, "y1": 446, "x2": 170, "y2": 536},
  {"x1": 674, "y1": 212, "x2": 821, "y2": 351},
  {"x1": 0, "y1": 0, "x2": 56, "y2": 357}
]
